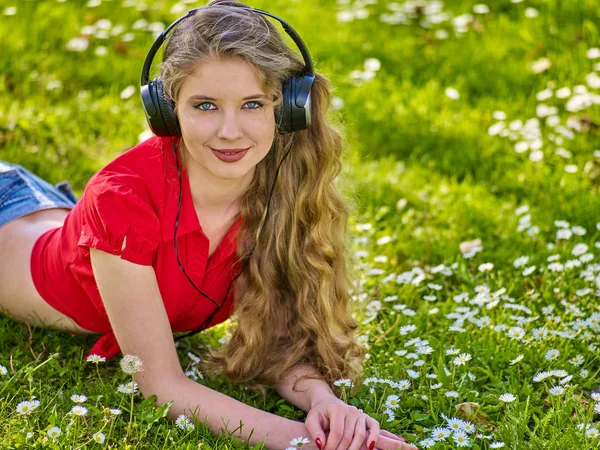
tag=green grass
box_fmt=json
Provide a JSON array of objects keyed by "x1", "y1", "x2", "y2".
[{"x1": 1, "y1": 0, "x2": 600, "y2": 448}]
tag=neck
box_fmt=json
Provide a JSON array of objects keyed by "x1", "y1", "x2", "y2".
[{"x1": 185, "y1": 158, "x2": 252, "y2": 215}]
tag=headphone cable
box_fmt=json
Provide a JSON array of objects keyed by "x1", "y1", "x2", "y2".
[{"x1": 172, "y1": 134, "x2": 295, "y2": 342}]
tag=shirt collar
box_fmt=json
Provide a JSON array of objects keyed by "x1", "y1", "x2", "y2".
[{"x1": 161, "y1": 136, "x2": 202, "y2": 241}]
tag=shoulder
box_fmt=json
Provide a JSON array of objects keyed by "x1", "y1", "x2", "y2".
[
  {"x1": 85, "y1": 136, "x2": 177, "y2": 201},
  {"x1": 76, "y1": 137, "x2": 176, "y2": 263}
]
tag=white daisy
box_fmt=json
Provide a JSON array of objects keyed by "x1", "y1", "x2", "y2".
[
  {"x1": 569, "y1": 355, "x2": 584, "y2": 366},
  {"x1": 93, "y1": 432, "x2": 106, "y2": 443},
  {"x1": 461, "y1": 421, "x2": 476, "y2": 434},
  {"x1": 514, "y1": 256, "x2": 529, "y2": 268},
  {"x1": 453, "y1": 430, "x2": 470, "y2": 446},
  {"x1": 407, "y1": 369, "x2": 420, "y2": 379},
  {"x1": 478, "y1": 263, "x2": 494, "y2": 272},
  {"x1": 117, "y1": 381, "x2": 138, "y2": 394},
  {"x1": 447, "y1": 418, "x2": 464, "y2": 430},
  {"x1": 510, "y1": 355, "x2": 524, "y2": 365},
  {"x1": 70, "y1": 405, "x2": 88, "y2": 416},
  {"x1": 86, "y1": 354, "x2": 106, "y2": 363},
  {"x1": 289, "y1": 437, "x2": 310, "y2": 447},
  {"x1": 499, "y1": 393, "x2": 516, "y2": 403},
  {"x1": 431, "y1": 426, "x2": 452, "y2": 441},
  {"x1": 549, "y1": 386, "x2": 565, "y2": 396},
  {"x1": 175, "y1": 414, "x2": 191, "y2": 430},
  {"x1": 386, "y1": 394, "x2": 401, "y2": 409},
  {"x1": 453, "y1": 353, "x2": 472, "y2": 366},
  {"x1": 333, "y1": 378, "x2": 353, "y2": 387},
  {"x1": 47, "y1": 426, "x2": 62, "y2": 440},
  {"x1": 396, "y1": 379, "x2": 411, "y2": 390},
  {"x1": 71, "y1": 394, "x2": 87, "y2": 403}
]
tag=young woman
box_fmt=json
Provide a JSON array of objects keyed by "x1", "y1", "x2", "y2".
[{"x1": 0, "y1": 1, "x2": 416, "y2": 449}]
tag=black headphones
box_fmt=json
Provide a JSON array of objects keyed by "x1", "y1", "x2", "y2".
[
  {"x1": 140, "y1": 6, "x2": 316, "y2": 136},
  {"x1": 139, "y1": 4, "x2": 315, "y2": 343}
]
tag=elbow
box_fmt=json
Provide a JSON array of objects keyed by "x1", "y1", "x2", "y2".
[{"x1": 137, "y1": 371, "x2": 188, "y2": 405}]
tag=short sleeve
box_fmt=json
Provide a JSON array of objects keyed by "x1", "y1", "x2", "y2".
[{"x1": 77, "y1": 172, "x2": 161, "y2": 266}]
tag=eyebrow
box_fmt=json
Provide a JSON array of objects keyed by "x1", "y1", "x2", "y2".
[{"x1": 188, "y1": 94, "x2": 268, "y2": 101}]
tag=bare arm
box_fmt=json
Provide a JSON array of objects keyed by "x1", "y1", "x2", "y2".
[
  {"x1": 90, "y1": 248, "x2": 315, "y2": 450},
  {"x1": 275, "y1": 363, "x2": 344, "y2": 413},
  {"x1": 156, "y1": 376, "x2": 308, "y2": 449}
]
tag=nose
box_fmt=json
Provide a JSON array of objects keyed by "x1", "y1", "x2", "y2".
[{"x1": 216, "y1": 110, "x2": 244, "y2": 141}]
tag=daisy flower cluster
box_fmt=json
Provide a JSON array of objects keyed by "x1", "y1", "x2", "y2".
[
  {"x1": 487, "y1": 40, "x2": 600, "y2": 175},
  {"x1": 350, "y1": 209, "x2": 600, "y2": 445},
  {"x1": 184, "y1": 352, "x2": 205, "y2": 382},
  {"x1": 418, "y1": 415, "x2": 505, "y2": 448},
  {"x1": 338, "y1": 0, "x2": 542, "y2": 44},
  {"x1": 13, "y1": 388, "x2": 123, "y2": 445},
  {"x1": 10, "y1": 353, "x2": 140, "y2": 445}
]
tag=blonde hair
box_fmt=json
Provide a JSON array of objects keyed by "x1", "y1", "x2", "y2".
[{"x1": 160, "y1": 0, "x2": 365, "y2": 397}]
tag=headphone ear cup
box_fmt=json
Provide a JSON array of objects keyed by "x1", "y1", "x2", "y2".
[
  {"x1": 279, "y1": 75, "x2": 313, "y2": 134},
  {"x1": 155, "y1": 78, "x2": 181, "y2": 137},
  {"x1": 277, "y1": 77, "x2": 293, "y2": 134}
]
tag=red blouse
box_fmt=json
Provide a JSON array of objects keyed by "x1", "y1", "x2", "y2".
[{"x1": 30, "y1": 135, "x2": 243, "y2": 360}]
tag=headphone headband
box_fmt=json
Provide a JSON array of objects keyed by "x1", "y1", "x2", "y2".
[{"x1": 140, "y1": 6, "x2": 314, "y2": 87}]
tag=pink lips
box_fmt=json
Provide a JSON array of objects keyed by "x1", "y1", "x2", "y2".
[
  {"x1": 211, "y1": 147, "x2": 249, "y2": 153},
  {"x1": 211, "y1": 148, "x2": 249, "y2": 162}
]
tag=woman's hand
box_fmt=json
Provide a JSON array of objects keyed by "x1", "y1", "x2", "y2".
[{"x1": 304, "y1": 399, "x2": 418, "y2": 450}]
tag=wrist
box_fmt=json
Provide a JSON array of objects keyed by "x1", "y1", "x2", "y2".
[{"x1": 309, "y1": 392, "x2": 345, "y2": 410}]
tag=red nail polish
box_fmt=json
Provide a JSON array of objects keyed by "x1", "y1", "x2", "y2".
[
  {"x1": 369, "y1": 441, "x2": 375, "y2": 450},
  {"x1": 316, "y1": 438, "x2": 323, "y2": 450}
]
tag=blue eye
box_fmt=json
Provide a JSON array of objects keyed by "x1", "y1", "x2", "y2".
[
  {"x1": 193, "y1": 101, "x2": 265, "y2": 111},
  {"x1": 245, "y1": 101, "x2": 264, "y2": 109},
  {"x1": 196, "y1": 102, "x2": 213, "y2": 111}
]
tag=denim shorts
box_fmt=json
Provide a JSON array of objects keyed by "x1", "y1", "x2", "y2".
[{"x1": 0, "y1": 160, "x2": 78, "y2": 228}]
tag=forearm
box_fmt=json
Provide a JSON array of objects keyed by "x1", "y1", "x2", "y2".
[
  {"x1": 275, "y1": 363, "x2": 343, "y2": 413},
  {"x1": 155, "y1": 376, "x2": 305, "y2": 450}
]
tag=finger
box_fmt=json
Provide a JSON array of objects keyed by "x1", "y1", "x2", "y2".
[
  {"x1": 324, "y1": 410, "x2": 347, "y2": 450},
  {"x1": 375, "y1": 435, "x2": 419, "y2": 450},
  {"x1": 347, "y1": 412, "x2": 367, "y2": 450},
  {"x1": 304, "y1": 410, "x2": 328, "y2": 450},
  {"x1": 334, "y1": 410, "x2": 360, "y2": 450},
  {"x1": 365, "y1": 416, "x2": 380, "y2": 450},
  {"x1": 379, "y1": 430, "x2": 408, "y2": 443}
]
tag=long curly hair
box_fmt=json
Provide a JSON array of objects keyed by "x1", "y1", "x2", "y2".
[{"x1": 159, "y1": 0, "x2": 366, "y2": 397}]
